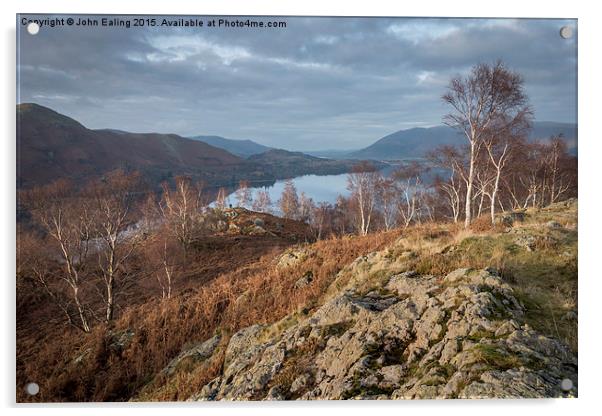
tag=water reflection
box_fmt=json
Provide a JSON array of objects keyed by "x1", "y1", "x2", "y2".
[{"x1": 225, "y1": 173, "x2": 351, "y2": 207}]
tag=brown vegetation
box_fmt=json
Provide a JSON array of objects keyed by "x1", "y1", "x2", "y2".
[{"x1": 17, "y1": 220, "x2": 401, "y2": 402}]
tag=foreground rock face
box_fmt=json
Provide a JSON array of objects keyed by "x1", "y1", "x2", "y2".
[{"x1": 193, "y1": 268, "x2": 577, "y2": 400}]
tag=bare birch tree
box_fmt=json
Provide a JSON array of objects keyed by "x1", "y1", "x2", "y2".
[
  {"x1": 279, "y1": 179, "x2": 299, "y2": 220},
  {"x1": 252, "y1": 189, "x2": 273, "y2": 213},
  {"x1": 298, "y1": 192, "x2": 315, "y2": 223},
  {"x1": 214, "y1": 187, "x2": 228, "y2": 211},
  {"x1": 375, "y1": 174, "x2": 398, "y2": 231},
  {"x1": 234, "y1": 180, "x2": 252, "y2": 208},
  {"x1": 89, "y1": 170, "x2": 143, "y2": 322},
  {"x1": 310, "y1": 202, "x2": 334, "y2": 240},
  {"x1": 482, "y1": 112, "x2": 532, "y2": 222},
  {"x1": 347, "y1": 162, "x2": 378, "y2": 236},
  {"x1": 443, "y1": 61, "x2": 530, "y2": 227},
  {"x1": 21, "y1": 180, "x2": 93, "y2": 332},
  {"x1": 393, "y1": 162, "x2": 425, "y2": 228},
  {"x1": 429, "y1": 146, "x2": 466, "y2": 223},
  {"x1": 161, "y1": 176, "x2": 206, "y2": 248},
  {"x1": 144, "y1": 234, "x2": 183, "y2": 300}
]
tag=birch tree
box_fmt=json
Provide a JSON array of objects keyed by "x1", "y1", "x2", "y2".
[
  {"x1": 482, "y1": 112, "x2": 532, "y2": 222},
  {"x1": 21, "y1": 180, "x2": 93, "y2": 332},
  {"x1": 393, "y1": 162, "x2": 425, "y2": 228},
  {"x1": 252, "y1": 189, "x2": 273, "y2": 213},
  {"x1": 375, "y1": 174, "x2": 398, "y2": 231},
  {"x1": 347, "y1": 162, "x2": 378, "y2": 236},
  {"x1": 428, "y1": 146, "x2": 466, "y2": 223},
  {"x1": 442, "y1": 61, "x2": 530, "y2": 227},
  {"x1": 234, "y1": 180, "x2": 252, "y2": 208},
  {"x1": 89, "y1": 170, "x2": 142, "y2": 322},
  {"x1": 279, "y1": 179, "x2": 299, "y2": 219},
  {"x1": 161, "y1": 176, "x2": 206, "y2": 248}
]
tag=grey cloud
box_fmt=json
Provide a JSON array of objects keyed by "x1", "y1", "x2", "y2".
[{"x1": 17, "y1": 15, "x2": 577, "y2": 150}]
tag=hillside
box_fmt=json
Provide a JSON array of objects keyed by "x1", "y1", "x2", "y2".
[
  {"x1": 189, "y1": 135, "x2": 272, "y2": 158},
  {"x1": 350, "y1": 122, "x2": 578, "y2": 160},
  {"x1": 249, "y1": 149, "x2": 387, "y2": 178},
  {"x1": 17, "y1": 103, "x2": 271, "y2": 188},
  {"x1": 186, "y1": 200, "x2": 578, "y2": 400},
  {"x1": 17, "y1": 199, "x2": 577, "y2": 401}
]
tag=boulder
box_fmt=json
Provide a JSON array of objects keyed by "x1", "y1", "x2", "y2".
[
  {"x1": 514, "y1": 234, "x2": 536, "y2": 251},
  {"x1": 277, "y1": 247, "x2": 311, "y2": 268},
  {"x1": 162, "y1": 335, "x2": 221, "y2": 376},
  {"x1": 294, "y1": 271, "x2": 314, "y2": 289}
]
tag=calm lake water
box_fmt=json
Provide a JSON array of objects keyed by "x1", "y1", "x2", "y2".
[
  {"x1": 220, "y1": 164, "x2": 440, "y2": 210},
  {"x1": 224, "y1": 173, "x2": 352, "y2": 208}
]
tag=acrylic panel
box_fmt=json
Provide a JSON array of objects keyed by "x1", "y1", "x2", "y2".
[{"x1": 16, "y1": 14, "x2": 578, "y2": 402}]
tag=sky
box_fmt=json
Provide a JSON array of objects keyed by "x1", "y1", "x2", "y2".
[{"x1": 17, "y1": 15, "x2": 577, "y2": 151}]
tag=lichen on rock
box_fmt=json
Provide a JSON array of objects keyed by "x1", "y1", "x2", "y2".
[{"x1": 192, "y1": 267, "x2": 577, "y2": 401}]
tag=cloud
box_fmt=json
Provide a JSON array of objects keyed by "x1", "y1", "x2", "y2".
[
  {"x1": 17, "y1": 16, "x2": 577, "y2": 150},
  {"x1": 144, "y1": 35, "x2": 252, "y2": 65},
  {"x1": 387, "y1": 20, "x2": 460, "y2": 44}
]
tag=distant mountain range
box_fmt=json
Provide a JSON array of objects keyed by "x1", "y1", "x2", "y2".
[
  {"x1": 16, "y1": 104, "x2": 370, "y2": 189},
  {"x1": 189, "y1": 135, "x2": 272, "y2": 158},
  {"x1": 17, "y1": 104, "x2": 577, "y2": 189},
  {"x1": 348, "y1": 122, "x2": 578, "y2": 160}
]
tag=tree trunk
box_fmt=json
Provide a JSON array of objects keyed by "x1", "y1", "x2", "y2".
[
  {"x1": 464, "y1": 142, "x2": 476, "y2": 228},
  {"x1": 105, "y1": 276, "x2": 114, "y2": 322},
  {"x1": 72, "y1": 285, "x2": 90, "y2": 332},
  {"x1": 490, "y1": 167, "x2": 502, "y2": 224},
  {"x1": 477, "y1": 192, "x2": 485, "y2": 217}
]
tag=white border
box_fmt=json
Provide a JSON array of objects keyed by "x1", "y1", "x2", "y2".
[{"x1": 2, "y1": 1, "x2": 600, "y2": 415}]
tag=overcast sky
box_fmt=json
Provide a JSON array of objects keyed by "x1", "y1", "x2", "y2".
[{"x1": 17, "y1": 16, "x2": 577, "y2": 151}]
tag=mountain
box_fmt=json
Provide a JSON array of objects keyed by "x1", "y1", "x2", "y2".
[
  {"x1": 16, "y1": 104, "x2": 376, "y2": 189},
  {"x1": 350, "y1": 122, "x2": 578, "y2": 160},
  {"x1": 350, "y1": 126, "x2": 460, "y2": 160},
  {"x1": 248, "y1": 149, "x2": 386, "y2": 178},
  {"x1": 16, "y1": 103, "x2": 271, "y2": 188},
  {"x1": 528, "y1": 121, "x2": 578, "y2": 150},
  {"x1": 189, "y1": 135, "x2": 272, "y2": 158},
  {"x1": 304, "y1": 149, "x2": 359, "y2": 159}
]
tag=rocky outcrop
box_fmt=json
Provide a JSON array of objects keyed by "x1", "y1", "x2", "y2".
[
  {"x1": 192, "y1": 268, "x2": 577, "y2": 400},
  {"x1": 276, "y1": 247, "x2": 312, "y2": 269},
  {"x1": 162, "y1": 335, "x2": 221, "y2": 377}
]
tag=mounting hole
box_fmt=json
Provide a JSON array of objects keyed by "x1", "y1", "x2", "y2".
[
  {"x1": 25, "y1": 382, "x2": 39, "y2": 396},
  {"x1": 27, "y1": 22, "x2": 40, "y2": 35},
  {"x1": 559, "y1": 26, "x2": 573, "y2": 39},
  {"x1": 560, "y1": 378, "x2": 573, "y2": 391}
]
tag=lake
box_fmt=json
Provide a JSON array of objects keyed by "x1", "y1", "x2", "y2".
[
  {"x1": 223, "y1": 173, "x2": 352, "y2": 209},
  {"x1": 219, "y1": 163, "x2": 441, "y2": 211}
]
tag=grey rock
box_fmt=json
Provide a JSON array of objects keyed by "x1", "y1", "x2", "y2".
[
  {"x1": 265, "y1": 386, "x2": 286, "y2": 401},
  {"x1": 277, "y1": 248, "x2": 311, "y2": 268},
  {"x1": 514, "y1": 235, "x2": 536, "y2": 251},
  {"x1": 193, "y1": 268, "x2": 576, "y2": 401},
  {"x1": 109, "y1": 329, "x2": 135, "y2": 351},
  {"x1": 294, "y1": 271, "x2": 314, "y2": 289},
  {"x1": 290, "y1": 373, "x2": 311, "y2": 394},
  {"x1": 163, "y1": 334, "x2": 221, "y2": 376}
]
